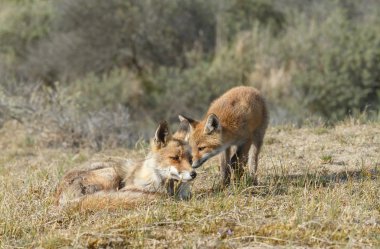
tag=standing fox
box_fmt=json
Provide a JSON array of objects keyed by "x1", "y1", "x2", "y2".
[
  {"x1": 179, "y1": 86, "x2": 268, "y2": 186},
  {"x1": 55, "y1": 121, "x2": 196, "y2": 210}
]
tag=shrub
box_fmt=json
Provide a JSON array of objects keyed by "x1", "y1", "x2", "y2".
[
  {"x1": 293, "y1": 10, "x2": 380, "y2": 121},
  {"x1": 0, "y1": 0, "x2": 52, "y2": 82},
  {"x1": 2, "y1": 0, "x2": 380, "y2": 149},
  {"x1": 223, "y1": 0, "x2": 285, "y2": 39},
  {"x1": 16, "y1": 0, "x2": 287, "y2": 84},
  {"x1": 0, "y1": 81, "x2": 135, "y2": 150},
  {"x1": 21, "y1": 0, "x2": 218, "y2": 83}
]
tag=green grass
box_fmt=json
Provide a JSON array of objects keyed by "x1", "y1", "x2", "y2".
[
  {"x1": 0, "y1": 120, "x2": 379, "y2": 248},
  {"x1": 320, "y1": 155, "x2": 333, "y2": 164}
]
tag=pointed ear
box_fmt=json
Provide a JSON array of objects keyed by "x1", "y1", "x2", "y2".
[
  {"x1": 154, "y1": 121, "x2": 171, "y2": 147},
  {"x1": 173, "y1": 119, "x2": 190, "y2": 141},
  {"x1": 204, "y1": 113, "x2": 221, "y2": 134},
  {"x1": 178, "y1": 115, "x2": 198, "y2": 130}
]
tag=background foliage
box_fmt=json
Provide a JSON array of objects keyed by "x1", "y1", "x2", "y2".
[{"x1": 1, "y1": 0, "x2": 380, "y2": 148}]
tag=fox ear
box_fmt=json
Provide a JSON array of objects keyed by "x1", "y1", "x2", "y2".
[
  {"x1": 204, "y1": 113, "x2": 221, "y2": 134},
  {"x1": 154, "y1": 121, "x2": 171, "y2": 147},
  {"x1": 173, "y1": 119, "x2": 190, "y2": 141},
  {"x1": 178, "y1": 115, "x2": 198, "y2": 130}
]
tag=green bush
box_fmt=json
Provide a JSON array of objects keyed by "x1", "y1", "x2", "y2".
[
  {"x1": 2, "y1": 0, "x2": 289, "y2": 84},
  {"x1": 0, "y1": 1, "x2": 51, "y2": 58},
  {"x1": 0, "y1": 0, "x2": 52, "y2": 80},
  {"x1": 21, "y1": 0, "x2": 218, "y2": 83},
  {"x1": 223, "y1": 0, "x2": 285, "y2": 39},
  {"x1": 294, "y1": 10, "x2": 380, "y2": 121},
  {"x1": 43, "y1": 2, "x2": 380, "y2": 127}
]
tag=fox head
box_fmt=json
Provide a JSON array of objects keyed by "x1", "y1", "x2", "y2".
[
  {"x1": 178, "y1": 114, "x2": 223, "y2": 169},
  {"x1": 150, "y1": 121, "x2": 197, "y2": 182}
]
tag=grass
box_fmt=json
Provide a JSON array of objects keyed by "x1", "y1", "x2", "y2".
[{"x1": 0, "y1": 120, "x2": 379, "y2": 248}]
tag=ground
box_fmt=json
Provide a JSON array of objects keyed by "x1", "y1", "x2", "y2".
[{"x1": 0, "y1": 120, "x2": 379, "y2": 248}]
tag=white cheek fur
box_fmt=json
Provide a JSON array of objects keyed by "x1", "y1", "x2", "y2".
[
  {"x1": 180, "y1": 171, "x2": 192, "y2": 181},
  {"x1": 170, "y1": 166, "x2": 194, "y2": 182},
  {"x1": 168, "y1": 166, "x2": 181, "y2": 180},
  {"x1": 158, "y1": 165, "x2": 193, "y2": 182},
  {"x1": 169, "y1": 166, "x2": 179, "y2": 175}
]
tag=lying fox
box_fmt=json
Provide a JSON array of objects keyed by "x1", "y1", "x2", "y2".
[
  {"x1": 55, "y1": 121, "x2": 196, "y2": 209},
  {"x1": 180, "y1": 86, "x2": 268, "y2": 186}
]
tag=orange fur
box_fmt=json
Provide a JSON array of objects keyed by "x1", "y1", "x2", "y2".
[{"x1": 180, "y1": 86, "x2": 269, "y2": 186}]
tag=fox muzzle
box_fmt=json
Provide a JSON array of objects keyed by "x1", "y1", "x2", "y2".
[
  {"x1": 192, "y1": 151, "x2": 216, "y2": 168},
  {"x1": 192, "y1": 158, "x2": 206, "y2": 168}
]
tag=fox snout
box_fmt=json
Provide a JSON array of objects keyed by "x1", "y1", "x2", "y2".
[
  {"x1": 181, "y1": 170, "x2": 197, "y2": 181},
  {"x1": 190, "y1": 171, "x2": 197, "y2": 179},
  {"x1": 179, "y1": 170, "x2": 197, "y2": 182},
  {"x1": 192, "y1": 157, "x2": 208, "y2": 169},
  {"x1": 192, "y1": 161, "x2": 202, "y2": 169},
  {"x1": 169, "y1": 166, "x2": 197, "y2": 182},
  {"x1": 191, "y1": 155, "x2": 203, "y2": 169}
]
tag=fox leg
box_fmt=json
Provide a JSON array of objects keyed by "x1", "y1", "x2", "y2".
[
  {"x1": 249, "y1": 127, "x2": 267, "y2": 185},
  {"x1": 219, "y1": 148, "x2": 231, "y2": 187},
  {"x1": 231, "y1": 140, "x2": 252, "y2": 181}
]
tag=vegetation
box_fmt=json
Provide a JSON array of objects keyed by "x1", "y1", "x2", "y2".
[
  {"x1": 1, "y1": 0, "x2": 379, "y2": 148},
  {"x1": 0, "y1": 120, "x2": 379, "y2": 248}
]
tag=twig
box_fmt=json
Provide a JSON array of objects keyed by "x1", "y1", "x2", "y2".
[
  {"x1": 239, "y1": 185, "x2": 267, "y2": 194},
  {"x1": 227, "y1": 235, "x2": 297, "y2": 244}
]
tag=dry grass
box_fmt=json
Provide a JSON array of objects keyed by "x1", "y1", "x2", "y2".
[{"x1": 0, "y1": 120, "x2": 379, "y2": 248}]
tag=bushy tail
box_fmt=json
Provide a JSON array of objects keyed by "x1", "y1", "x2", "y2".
[{"x1": 55, "y1": 157, "x2": 134, "y2": 206}]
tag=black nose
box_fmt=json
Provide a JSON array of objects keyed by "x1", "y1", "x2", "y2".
[{"x1": 190, "y1": 171, "x2": 197, "y2": 179}]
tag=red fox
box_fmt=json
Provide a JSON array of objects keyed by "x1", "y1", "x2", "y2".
[
  {"x1": 179, "y1": 86, "x2": 268, "y2": 186},
  {"x1": 55, "y1": 121, "x2": 196, "y2": 210}
]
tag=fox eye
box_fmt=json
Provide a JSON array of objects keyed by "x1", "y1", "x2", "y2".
[
  {"x1": 198, "y1": 146, "x2": 206, "y2": 151},
  {"x1": 170, "y1": 155, "x2": 180, "y2": 161}
]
